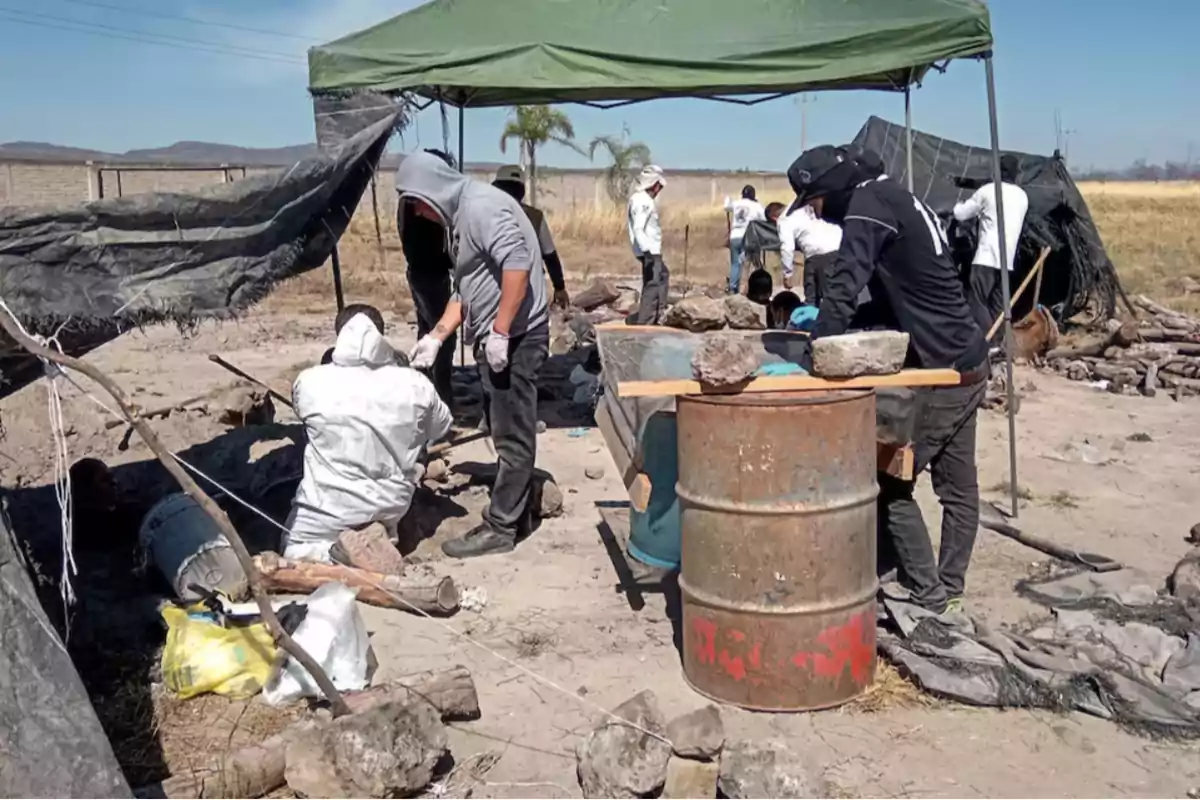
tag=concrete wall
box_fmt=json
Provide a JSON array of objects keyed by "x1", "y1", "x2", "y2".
[{"x1": 0, "y1": 157, "x2": 791, "y2": 219}]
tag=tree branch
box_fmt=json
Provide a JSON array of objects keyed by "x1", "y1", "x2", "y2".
[{"x1": 0, "y1": 309, "x2": 351, "y2": 717}]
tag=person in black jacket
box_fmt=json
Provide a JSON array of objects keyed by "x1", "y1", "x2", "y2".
[
  {"x1": 789, "y1": 144, "x2": 990, "y2": 615},
  {"x1": 399, "y1": 148, "x2": 458, "y2": 406}
]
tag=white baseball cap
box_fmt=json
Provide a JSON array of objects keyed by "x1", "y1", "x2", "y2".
[{"x1": 494, "y1": 164, "x2": 524, "y2": 184}]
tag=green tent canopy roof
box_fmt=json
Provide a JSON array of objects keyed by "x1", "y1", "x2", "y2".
[{"x1": 308, "y1": 0, "x2": 993, "y2": 107}]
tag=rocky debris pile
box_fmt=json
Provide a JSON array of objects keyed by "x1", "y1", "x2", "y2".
[
  {"x1": 1046, "y1": 296, "x2": 1200, "y2": 399},
  {"x1": 575, "y1": 691, "x2": 828, "y2": 799},
  {"x1": 664, "y1": 294, "x2": 767, "y2": 332},
  {"x1": 560, "y1": 277, "x2": 768, "y2": 336}
]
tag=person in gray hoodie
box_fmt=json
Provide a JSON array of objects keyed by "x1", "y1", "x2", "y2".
[{"x1": 397, "y1": 151, "x2": 550, "y2": 559}]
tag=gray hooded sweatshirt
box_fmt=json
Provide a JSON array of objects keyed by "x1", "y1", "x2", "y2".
[{"x1": 394, "y1": 152, "x2": 548, "y2": 344}]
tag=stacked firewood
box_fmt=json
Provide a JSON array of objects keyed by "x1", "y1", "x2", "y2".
[{"x1": 1046, "y1": 295, "x2": 1200, "y2": 399}]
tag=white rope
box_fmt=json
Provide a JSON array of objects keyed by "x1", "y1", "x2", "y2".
[
  {"x1": 0, "y1": 296, "x2": 78, "y2": 617},
  {"x1": 61, "y1": 378, "x2": 670, "y2": 745}
]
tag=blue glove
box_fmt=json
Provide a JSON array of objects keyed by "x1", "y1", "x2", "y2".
[{"x1": 788, "y1": 304, "x2": 820, "y2": 332}]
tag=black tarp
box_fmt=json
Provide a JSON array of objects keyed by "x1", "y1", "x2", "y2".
[
  {"x1": 0, "y1": 109, "x2": 403, "y2": 397},
  {"x1": 1, "y1": 505, "x2": 131, "y2": 798},
  {"x1": 852, "y1": 115, "x2": 1122, "y2": 322}
]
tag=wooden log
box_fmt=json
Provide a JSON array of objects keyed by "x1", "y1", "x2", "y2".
[
  {"x1": 1136, "y1": 327, "x2": 1200, "y2": 344},
  {"x1": 1109, "y1": 320, "x2": 1141, "y2": 348},
  {"x1": 151, "y1": 667, "x2": 479, "y2": 799},
  {"x1": 253, "y1": 553, "x2": 459, "y2": 615},
  {"x1": 1046, "y1": 338, "x2": 1110, "y2": 360},
  {"x1": 1160, "y1": 372, "x2": 1200, "y2": 392},
  {"x1": 1092, "y1": 362, "x2": 1141, "y2": 382},
  {"x1": 1142, "y1": 362, "x2": 1159, "y2": 398}
]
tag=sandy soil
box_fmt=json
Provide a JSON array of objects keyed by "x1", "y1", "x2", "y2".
[{"x1": 2, "y1": 307, "x2": 1199, "y2": 798}]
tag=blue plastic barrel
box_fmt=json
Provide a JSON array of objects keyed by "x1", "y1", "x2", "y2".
[{"x1": 627, "y1": 411, "x2": 681, "y2": 570}]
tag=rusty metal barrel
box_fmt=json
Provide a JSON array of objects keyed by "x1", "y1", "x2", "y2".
[{"x1": 677, "y1": 390, "x2": 878, "y2": 711}]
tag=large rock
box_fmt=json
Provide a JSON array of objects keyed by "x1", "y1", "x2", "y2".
[
  {"x1": 723, "y1": 294, "x2": 766, "y2": 330},
  {"x1": 219, "y1": 385, "x2": 276, "y2": 427},
  {"x1": 718, "y1": 741, "x2": 827, "y2": 799},
  {"x1": 662, "y1": 756, "x2": 719, "y2": 799},
  {"x1": 665, "y1": 705, "x2": 724, "y2": 760},
  {"x1": 575, "y1": 690, "x2": 672, "y2": 799},
  {"x1": 811, "y1": 331, "x2": 910, "y2": 377},
  {"x1": 612, "y1": 288, "x2": 641, "y2": 316},
  {"x1": 534, "y1": 477, "x2": 564, "y2": 519},
  {"x1": 574, "y1": 279, "x2": 621, "y2": 311},
  {"x1": 692, "y1": 334, "x2": 758, "y2": 388},
  {"x1": 1171, "y1": 552, "x2": 1200, "y2": 602},
  {"x1": 664, "y1": 297, "x2": 727, "y2": 332},
  {"x1": 284, "y1": 700, "x2": 448, "y2": 799}
]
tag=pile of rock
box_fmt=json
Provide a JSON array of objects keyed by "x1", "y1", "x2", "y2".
[
  {"x1": 1046, "y1": 295, "x2": 1200, "y2": 399},
  {"x1": 575, "y1": 690, "x2": 827, "y2": 799}
]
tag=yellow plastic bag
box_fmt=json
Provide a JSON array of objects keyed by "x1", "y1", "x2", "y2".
[{"x1": 160, "y1": 605, "x2": 277, "y2": 699}]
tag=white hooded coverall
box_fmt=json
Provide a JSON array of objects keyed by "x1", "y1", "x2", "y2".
[{"x1": 284, "y1": 313, "x2": 453, "y2": 562}]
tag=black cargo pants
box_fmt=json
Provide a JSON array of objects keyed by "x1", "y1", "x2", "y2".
[
  {"x1": 877, "y1": 365, "x2": 988, "y2": 612},
  {"x1": 628, "y1": 253, "x2": 670, "y2": 325},
  {"x1": 475, "y1": 324, "x2": 549, "y2": 539}
]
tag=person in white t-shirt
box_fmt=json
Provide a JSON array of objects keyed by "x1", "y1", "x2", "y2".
[
  {"x1": 774, "y1": 201, "x2": 843, "y2": 305},
  {"x1": 627, "y1": 165, "x2": 669, "y2": 324},
  {"x1": 953, "y1": 154, "x2": 1029, "y2": 336},
  {"x1": 723, "y1": 185, "x2": 766, "y2": 293}
]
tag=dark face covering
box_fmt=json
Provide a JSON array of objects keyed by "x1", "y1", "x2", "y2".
[{"x1": 818, "y1": 188, "x2": 854, "y2": 224}]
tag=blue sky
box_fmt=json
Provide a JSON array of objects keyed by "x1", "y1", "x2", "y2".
[{"x1": 0, "y1": 0, "x2": 1195, "y2": 171}]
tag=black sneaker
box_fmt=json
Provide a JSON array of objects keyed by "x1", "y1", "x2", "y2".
[{"x1": 441, "y1": 524, "x2": 515, "y2": 559}]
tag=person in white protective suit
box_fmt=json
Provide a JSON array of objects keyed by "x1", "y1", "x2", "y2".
[{"x1": 283, "y1": 305, "x2": 453, "y2": 562}]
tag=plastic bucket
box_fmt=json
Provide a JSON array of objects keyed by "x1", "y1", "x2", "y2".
[
  {"x1": 627, "y1": 411, "x2": 681, "y2": 570},
  {"x1": 139, "y1": 494, "x2": 248, "y2": 601}
]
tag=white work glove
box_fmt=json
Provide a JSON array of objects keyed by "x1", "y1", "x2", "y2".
[
  {"x1": 409, "y1": 334, "x2": 444, "y2": 369},
  {"x1": 484, "y1": 328, "x2": 510, "y2": 372}
]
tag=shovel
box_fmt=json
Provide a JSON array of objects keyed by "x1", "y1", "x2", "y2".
[{"x1": 979, "y1": 501, "x2": 1123, "y2": 573}]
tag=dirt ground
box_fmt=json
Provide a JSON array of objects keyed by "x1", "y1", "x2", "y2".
[{"x1": 2, "y1": 305, "x2": 1199, "y2": 798}]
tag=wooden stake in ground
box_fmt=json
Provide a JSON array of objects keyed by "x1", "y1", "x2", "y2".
[
  {"x1": 987, "y1": 246, "x2": 1051, "y2": 342},
  {"x1": 0, "y1": 307, "x2": 350, "y2": 717}
]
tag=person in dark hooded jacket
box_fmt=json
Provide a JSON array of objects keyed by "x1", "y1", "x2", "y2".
[
  {"x1": 398, "y1": 148, "x2": 459, "y2": 406},
  {"x1": 788, "y1": 144, "x2": 989, "y2": 615}
]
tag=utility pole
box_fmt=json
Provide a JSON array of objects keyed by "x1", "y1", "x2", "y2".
[
  {"x1": 1054, "y1": 109, "x2": 1076, "y2": 167},
  {"x1": 796, "y1": 93, "x2": 813, "y2": 150}
]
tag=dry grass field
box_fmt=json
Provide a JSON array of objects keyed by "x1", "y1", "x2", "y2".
[{"x1": 268, "y1": 180, "x2": 1200, "y2": 316}]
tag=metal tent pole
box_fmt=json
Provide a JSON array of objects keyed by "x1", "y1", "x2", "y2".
[
  {"x1": 458, "y1": 104, "x2": 466, "y2": 369},
  {"x1": 985, "y1": 54, "x2": 1020, "y2": 518},
  {"x1": 904, "y1": 86, "x2": 914, "y2": 192}
]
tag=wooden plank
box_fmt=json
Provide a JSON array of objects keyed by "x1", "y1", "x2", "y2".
[
  {"x1": 616, "y1": 368, "x2": 961, "y2": 398},
  {"x1": 594, "y1": 399, "x2": 652, "y2": 512},
  {"x1": 877, "y1": 442, "x2": 915, "y2": 480}
]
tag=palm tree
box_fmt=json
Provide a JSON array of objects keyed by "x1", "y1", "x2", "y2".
[
  {"x1": 498, "y1": 105, "x2": 583, "y2": 207},
  {"x1": 588, "y1": 128, "x2": 653, "y2": 206}
]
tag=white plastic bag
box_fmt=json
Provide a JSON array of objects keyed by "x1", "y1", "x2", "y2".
[{"x1": 262, "y1": 581, "x2": 374, "y2": 706}]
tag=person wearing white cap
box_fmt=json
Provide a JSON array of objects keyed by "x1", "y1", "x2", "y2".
[
  {"x1": 626, "y1": 165, "x2": 669, "y2": 324},
  {"x1": 492, "y1": 165, "x2": 570, "y2": 309}
]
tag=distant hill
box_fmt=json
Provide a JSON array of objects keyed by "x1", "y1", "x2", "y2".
[{"x1": 0, "y1": 139, "x2": 320, "y2": 166}]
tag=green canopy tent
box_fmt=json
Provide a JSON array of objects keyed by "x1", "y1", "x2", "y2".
[{"x1": 307, "y1": 0, "x2": 1023, "y2": 516}]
